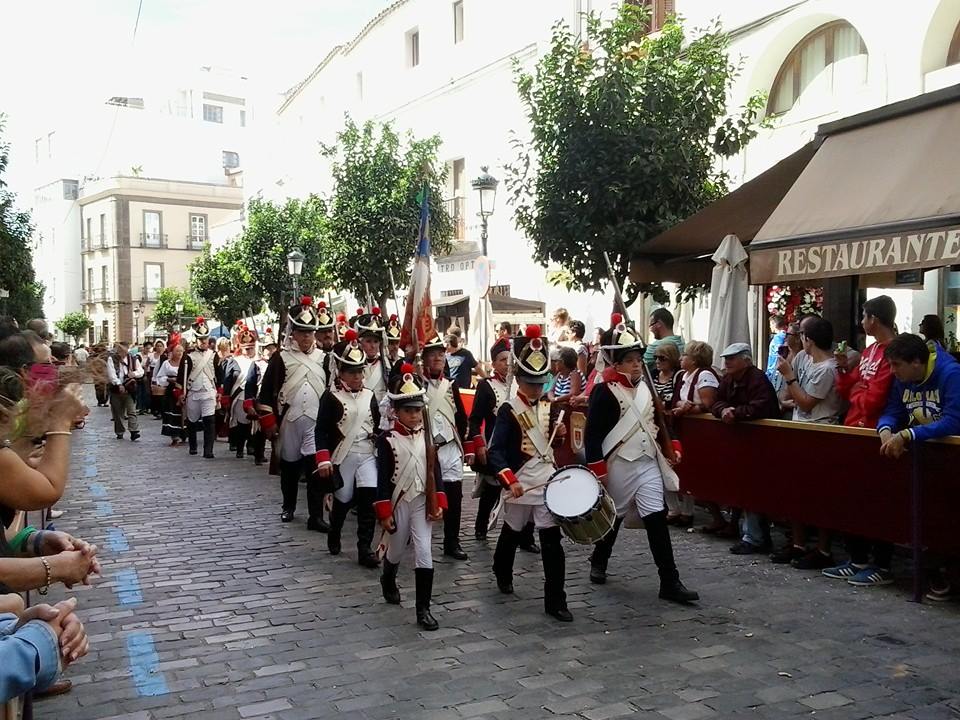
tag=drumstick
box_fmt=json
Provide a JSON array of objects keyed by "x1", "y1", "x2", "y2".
[{"x1": 547, "y1": 410, "x2": 565, "y2": 447}]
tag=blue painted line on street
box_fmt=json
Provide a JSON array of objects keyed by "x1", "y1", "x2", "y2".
[
  {"x1": 89, "y1": 483, "x2": 107, "y2": 497},
  {"x1": 94, "y1": 501, "x2": 113, "y2": 517},
  {"x1": 126, "y1": 632, "x2": 169, "y2": 696},
  {"x1": 114, "y1": 569, "x2": 143, "y2": 605},
  {"x1": 107, "y1": 528, "x2": 129, "y2": 552},
  {"x1": 84, "y1": 465, "x2": 98, "y2": 478}
]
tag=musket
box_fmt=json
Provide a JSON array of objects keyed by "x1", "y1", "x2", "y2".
[
  {"x1": 387, "y1": 268, "x2": 402, "y2": 320},
  {"x1": 602, "y1": 251, "x2": 678, "y2": 465}
]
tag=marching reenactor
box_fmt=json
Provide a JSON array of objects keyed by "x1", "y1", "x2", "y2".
[
  {"x1": 583, "y1": 315, "x2": 698, "y2": 603},
  {"x1": 243, "y1": 338, "x2": 277, "y2": 465},
  {"x1": 223, "y1": 325, "x2": 257, "y2": 459},
  {"x1": 315, "y1": 301, "x2": 338, "y2": 386},
  {"x1": 256, "y1": 297, "x2": 330, "y2": 530},
  {"x1": 385, "y1": 314, "x2": 402, "y2": 365},
  {"x1": 421, "y1": 331, "x2": 474, "y2": 560},
  {"x1": 356, "y1": 308, "x2": 389, "y2": 403},
  {"x1": 487, "y1": 326, "x2": 572, "y2": 622},
  {"x1": 175, "y1": 317, "x2": 223, "y2": 458},
  {"x1": 374, "y1": 366, "x2": 447, "y2": 631},
  {"x1": 314, "y1": 329, "x2": 381, "y2": 568}
]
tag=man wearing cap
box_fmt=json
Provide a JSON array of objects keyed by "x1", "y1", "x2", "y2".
[
  {"x1": 711, "y1": 342, "x2": 780, "y2": 555},
  {"x1": 375, "y1": 366, "x2": 447, "y2": 631},
  {"x1": 257, "y1": 297, "x2": 329, "y2": 529},
  {"x1": 314, "y1": 301, "x2": 337, "y2": 386},
  {"x1": 421, "y1": 331, "x2": 474, "y2": 561},
  {"x1": 244, "y1": 339, "x2": 277, "y2": 466},
  {"x1": 175, "y1": 318, "x2": 222, "y2": 458},
  {"x1": 584, "y1": 315, "x2": 698, "y2": 603},
  {"x1": 356, "y1": 308, "x2": 389, "y2": 403},
  {"x1": 314, "y1": 328, "x2": 381, "y2": 568},
  {"x1": 488, "y1": 325, "x2": 572, "y2": 622},
  {"x1": 223, "y1": 326, "x2": 258, "y2": 459}
]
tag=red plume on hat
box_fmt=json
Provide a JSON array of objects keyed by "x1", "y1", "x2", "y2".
[
  {"x1": 372, "y1": 307, "x2": 381, "y2": 316},
  {"x1": 336, "y1": 312, "x2": 347, "y2": 322},
  {"x1": 196, "y1": 316, "x2": 205, "y2": 323},
  {"x1": 236, "y1": 319, "x2": 243, "y2": 326},
  {"x1": 525, "y1": 324, "x2": 541, "y2": 339},
  {"x1": 401, "y1": 362, "x2": 415, "y2": 374},
  {"x1": 301, "y1": 296, "x2": 313, "y2": 306},
  {"x1": 611, "y1": 313, "x2": 624, "y2": 326},
  {"x1": 356, "y1": 308, "x2": 364, "y2": 315},
  {"x1": 318, "y1": 301, "x2": 327, "y2": 309},
  {"x1": 389, "y1": 314, "x2": 398, "y2": 321},
  {"x1": 265, "y1": 327, "x2": 273, "y2": 334},
  {"x1": 344, "y1": 328, "x2": 358, "y2": 342}
]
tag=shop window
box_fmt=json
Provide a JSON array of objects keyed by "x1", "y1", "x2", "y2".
[{"x1": 767, "y1": 21, "x2": 868, "y2": 116}]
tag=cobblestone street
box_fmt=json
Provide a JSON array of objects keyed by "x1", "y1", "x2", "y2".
[{"x1": 37, "y1": 393, "x2": 960, "y2": 720}]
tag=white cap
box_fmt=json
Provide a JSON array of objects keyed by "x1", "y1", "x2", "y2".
[{"x1": 720, "y1": 342, "x2": 752, "y2": 358}]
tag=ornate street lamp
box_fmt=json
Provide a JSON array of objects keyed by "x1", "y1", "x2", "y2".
[
  {"x1": 287, "y1": 249, "x2": 305, "y2": 300},
  {"x1": 471, "y1": 166, "x2": 499, "y2": 257},
  {"x1": 175, "y1": 299, "x2": 184, "y2": 331},
  {"x1": 133, "y1": 304, "x2": 140, "y2": 343}
]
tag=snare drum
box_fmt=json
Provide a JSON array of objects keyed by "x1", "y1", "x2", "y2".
[{"x1": 544, "y1": 465, "x2": 616, "y2": 544}]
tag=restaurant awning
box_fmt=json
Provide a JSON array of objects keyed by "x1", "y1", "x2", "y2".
[
  {"x1": 629, "y1": 139, "x2": 821, "y2": 285},
  {"x1": 750, "y1": 84, "x2": 960, "y2": 285}
]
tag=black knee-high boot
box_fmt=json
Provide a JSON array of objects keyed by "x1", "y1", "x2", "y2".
[
  {"x1": 252, "y1": 431, "x2": 266, "y2": 465},
  {"x1": 234, "y1": 424, "x2": 250, "y2": 458},
  {"x1": 519, "y1": 521, "x2": 539, "y2": 553},
  {"x1": 354, "y1": 488, "x2": 380, "y2": 568},
  {"x1": 279, "y1": 459, "x2": 301, "y2": 520},
  {"x1": 540, "y1": 527, "x2": 572, "y2": 622},
  {"x1": 442, "y1": 480, "x2": 467, "y2": 560},
  {"x1": 228, "y1": 424, "x2": 238, "y2": 452},
  {"x1": 304, "y1": 457, "x2": 329, "y2": 532},
  {"x1": 589, "y1": 516, "x2": 624, "y2": 584},
  {"x1": 415, "y1": 568, "x2": 438, "y2": 631},
  {"x1": 381, "y1": 559, "x2": 401, "y2": 604},
  {"x1": 202, "y1": 415, "x2": 216, "y2": 458},
  {"x1": 187, "y1": 420, "x2": 199, "y2": 455},
  {"x1": 643, "y1": 509, "x2": 699, "y2": 603},
  {"x1": 327, "y1": 497, "x2": 349, "y2": 555},
  {"x1": 475, "y1": 482, "x2": 500, "y2": 540},
  {"x1": 492, "y1": 524, "x2": 521, "y2": 594}
]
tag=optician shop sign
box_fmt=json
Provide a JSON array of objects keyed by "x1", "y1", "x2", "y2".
[{"x1": 750, "y1": 226, "x2": 960, "y2": 284}]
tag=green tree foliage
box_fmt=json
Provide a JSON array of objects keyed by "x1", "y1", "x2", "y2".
[
  {"x1": 234, "y1": 196, "x2": 328, "y2": 323},
  {"x1": 321, "y1": 118, "x2": 453, "y2": 304},
  {"x1": 150, "y1": 287, "x2": 202, "y2": 331},
  {"x1": 505, "y1": 5, "x2": 765, "y2": 302},
  {"x1": 54, "y1": 311, "x2": 94, "y2": 344},
  {"x1": 0, "y1": 116, "x2": 44, "y2": 322},
  {"x1": 189, "y1": 244, "x2": 261, "y2": 328}
]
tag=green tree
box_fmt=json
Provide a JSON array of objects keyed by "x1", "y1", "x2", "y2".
[
  {"x1": 54, "y1": 311, "x2": 94, "y2": 344},
  {"x1": 150, "y1": 287, "x2": 202, "y2": 331},
  {"x1": 189, "y1": 243, "x2": 262, "y2": 328},
  {"x1": 505, "y1": 5, "x2": 765, "y2": 303},
  {"x1": 0, "y1": 116, "x2": 44, "y2": 322},
  {"x1": 321, "y1": 117, "x2": 453, "y2": 304},
  {"x1": 235, "y1": 196, "x2": 328, "y2": 325}
]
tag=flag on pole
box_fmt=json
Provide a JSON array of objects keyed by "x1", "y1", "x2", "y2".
[{"x1": 400, "y1": 185, "x2": 435, "y2": 348}]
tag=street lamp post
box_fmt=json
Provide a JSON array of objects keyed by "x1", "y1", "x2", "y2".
[
  {"x1": 174, "y1": 299, "x2": 184, "y2": 331},
  {"x1": 133, "y1": 305, "x2": 140, "y2": 343},
  {"x1": 287, "y1": 249, "x2": 305, "y2": 302},
  {"x1": 471, "y1": 166, "x2": 499, "y2": 257}
]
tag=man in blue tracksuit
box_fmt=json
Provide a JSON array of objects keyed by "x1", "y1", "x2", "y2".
[{"x1": 876, "y1": 333, "x2": 960, "y2": 458}]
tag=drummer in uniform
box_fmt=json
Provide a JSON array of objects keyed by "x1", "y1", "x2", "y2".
[
  {"x1": 583, "y1": 315, "x2": 699, "y2": 603},
  {"x1": 175, "y1": 317, "x2": 223, "y2": 459},
  {"x1": 374, "y1": 366, "x2": 447, "y2": 631},
  {"x1": 421, "y1": 331, "x2": 474, "y2": 561},
  {"x1": 243, "y1": 337, "x2": 277, "y2": 465},
  {"x1": 314, "y1": 328, "x2": 381, "y2": 568},
  {"x1": 223, "y1": 325, "x2": 258, "y2": 459},
  {"x1": 488, "y1": 326, "x2": 572, "y2": 622},
  {"x1": 256, "y1": 296, "x2": 329, "y2": 529}
]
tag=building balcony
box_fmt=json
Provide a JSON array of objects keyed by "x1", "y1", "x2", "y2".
[
  {"x1": 141, "y1": 286, "x2": 161, "y2": 302},
  {"x1": 82, "y1": 288, "x2": 112, "y2": 303},
  {"x1": 445, "y1": 196, "x2": 466, "y2": 240},
  {"x1": 135, "y1": 232, "x2": 168, "y2": 248},
  {"x1": 186, "y1": 235, "x2": 207, "y2": 251},
  {"x1": 82, "y1": 235, "x2": 111, "y2": 252}
]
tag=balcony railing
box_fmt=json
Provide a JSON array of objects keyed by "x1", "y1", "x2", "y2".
[
  {"x1": 141, "y1": 286, "x2": 161, "y2": 302},
  {"x1": 82, "y1": 288, "x2": 111, "y2": 303},
  {"x1": 445, "y1": 196, "x2": 466, "y2": 240},
  {"x1": 82, "y1": 235, "x2": 107, "y2": 252},
  {"x1": 136, "y1": 232, "x2": 168, "y2": 248},
  {"x1": 186, "y1": 234, "x2": 207, "y2": 250}
]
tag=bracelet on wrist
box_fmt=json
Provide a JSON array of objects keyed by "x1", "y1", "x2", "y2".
[
  {"x1": 38, "y1": 557, "x2": 52, "y2": 595},
  {"x1": 44, "y1": 430, "x2": 72, "y2": 437}
]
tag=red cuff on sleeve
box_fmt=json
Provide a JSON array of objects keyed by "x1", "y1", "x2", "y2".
[
  {"x1": 374, "y1": 499, "x2": 393, "y2": 521},
  {"x1": 473, "y1": 434, "x2": 485, "y2": 449},
  {"x1": 259, "y1": 413, "x2": 276, "y2": 432},
  {"x1": 220, "y1": 395, "x2": 231, "y2": 408},
  {"x1": 587, "y1": 460, "x2": 607, "y2": 479},
  {"x1": 242, "y1": 399, "x2": 254, "y2": 412},
  {"x1": 463, "y1": 439, "x2": 475, "y2": 455},
  {"x1": 216, "y1": 386, "x2": 223, "y2": 395},
  {"x1": 498, "y1": 468, "x2": 519, "y2": 487},
  {"x1": 173, "y1": 388, "x2": 182, "y2": 400},
  {"x1": 671, "y1": 440, "x2": 683, "y2": 463},
  {"x1": 315, "y1": 449, "x2": 331, "y2": 464},
  {"x1": 436, "y1": 492, "x2": 448, "y2": 510}
]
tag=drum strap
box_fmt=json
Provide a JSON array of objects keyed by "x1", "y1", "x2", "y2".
[
  {"x1": 508, "y1": 397, "x2": 553, "y2": 464},
  {"x1": 601, "y1": 383, "x2": 652, "y2": 459}
]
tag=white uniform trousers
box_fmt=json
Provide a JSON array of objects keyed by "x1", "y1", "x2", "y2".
[
  {"x1": 502, "y1": 499, "x2": 557, "y2": 532},
  {"x1": 385, "y1": 494, "x2": 433, "y2": 569},
  {"x1": 437, "y1": 442, "x2": 463, "y2": 483},
  {"x1": 607, "y1": 454, "x2": 665, "y2": 520},
  {"x1": 278, "y1": 414, "x2": 317, "y2": 462},
  {"x1": 333, "y1": 451, "x2": 377, "y2": 504},
  {"x1": 185, "y1": 393, "x2": 216, "y2": 423}
]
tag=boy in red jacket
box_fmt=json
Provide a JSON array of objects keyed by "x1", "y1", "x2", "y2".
[{"x1": 823, "y1": 295, "x2": 897, "y2": 587}]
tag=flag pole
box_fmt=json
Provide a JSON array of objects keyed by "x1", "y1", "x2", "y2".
[{"x1": 388, "y1": 267, "x2": 402, "y2": 320}]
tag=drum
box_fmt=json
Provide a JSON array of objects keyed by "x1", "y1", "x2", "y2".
[{"x1": 544, "y1": 465, "x2": 616, "y2": 544}]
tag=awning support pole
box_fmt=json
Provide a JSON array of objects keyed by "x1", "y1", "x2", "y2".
[{"x1": 911, "y1": 443, "x2": 924, "y2": 603}]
